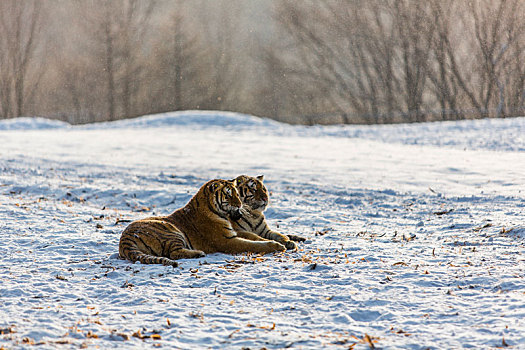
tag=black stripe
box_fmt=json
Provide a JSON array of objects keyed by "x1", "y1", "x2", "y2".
[
  {"x1": 254, "y1": 217, "x2": 265, "y2": 231},
  {"x1": 235, "y1": 220, "x2": 249, "y2": 231},
  {"x1": 207, "y1": 199, "x2": 227, "y2": 219},
  {"x1": 161, "y1": 240, "x2": 168, "y2": 258},
  {"x1": 164, "y1": 241, "x2": 173, "y2": 257},
  {"x1": 150, "y1": 233, "x2": 164, "y2": 253},
  {"x1": 260, "y1": 227, "x2": 271, "y2": 239},
  {"x1": 240, "y1": 216, "x2": 254, "y2": 230},
  {"x1": 120, "y1": 238, "x2": 136, "y2": 246},
  {"x1": 135, "y1": 235, "x2": 154, "y2": 255},
  {"x1": 180, "y1": 231, "x2": 194, "y2": 250},
  {"x1": 214, "y1": 191, "x2": 220, "y2": 208}
]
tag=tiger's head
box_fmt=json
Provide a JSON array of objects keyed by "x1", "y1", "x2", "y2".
[
  {"x1": 232, "y1": 175, "x2": 269, "y2": 213},
  {"x1": 205, "y1": 179, "x2": 243, "y2": 220}
]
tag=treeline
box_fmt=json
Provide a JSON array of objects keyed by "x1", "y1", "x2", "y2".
[
  {"x1": 0, "y1": 0, "x2": 524, "y2": 125},
  {"x1": 270, "y1": 0, "x2": 525, "y2": 124}
]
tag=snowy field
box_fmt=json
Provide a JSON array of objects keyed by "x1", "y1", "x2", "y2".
[{"x1": 1, "y1": 111, "x2": 524, "y2": 349}]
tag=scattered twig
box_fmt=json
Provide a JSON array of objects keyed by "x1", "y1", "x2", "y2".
[
  {"x1": 225, "y1": 259, "x2": 255, "y2": 265},
  {"x1": 473, "y1": 223, "x2": 492, "y2": 232},
  {"x1": 433, "y1": 209, "x2": 454, "y2": 216},
  {"x1": 132, "y1": 329, "x2": 162, "y2": 340},
  {"x1": 100, "y1": 265, "x2": 116, "y2": 272},
  {"x1": 315, "y1": 228, "x2": 332, "y2": 236},
  {"x1": 402, "y1": 233, "x2": 416, "y2": 242},
  {"x1": 228, "y1": 329, "x2": 240, "y2": 338},
  {"x1": 502, "y1": 336, "x2": 509, "y2": 347},
  {"x1": 115, "y1": 218, "x2": 133, "y2": 225},
  {"x1": 363, "y1": 333, "x2": 376, "y2": 349},
  {"x1": 120, "y1": 280, "x2": 134, "y2": 288}
]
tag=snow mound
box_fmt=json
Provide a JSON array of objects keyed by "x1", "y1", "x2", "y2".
[
  {"x1": 83, "y1": 112, "x2": 525, "y2": 151},
  {"x1": 81, "y1": 110, "x2": 283, "y2": 130},
  {"x1": 0, "y1": 117, "x2": 69, "y2": 130},
  {"x1": 2, "y1": 112, "x2": 524, "y2": 152}
]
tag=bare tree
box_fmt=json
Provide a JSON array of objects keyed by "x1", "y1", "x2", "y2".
[
  {"x1": 145, "y1": 4, "x2": 209, "y2": 113},
  {"x1": 271, "y1": 1, "x2": 363, "y2": 122},
  {"x1": 118, "y1": 0, "x2": 156, "y2": 118},
  {"x1": 76, "y1": 0, "x2": 156, "y2": 121},
  {"x1": 426, "y1": 0, "x2": 462, "y2": 120},
  {"x1": 389, "y1": 0, "x2": 434, "y2": 121},
  {"x1": 440, "y1": 0, "x2": 525, "y2": 118},
  {"x1": 196, "y1": 1, "x2": 244, "y2": 111},
  {"x1": 0, "y1": 1, "x2": 44, "y2": 118},
  {"x1": 270, "y1": 0, "x2": 436, "y2": 123},
  {"x1": 267, "y1": 0, "x2": 525, "y2": 123}
]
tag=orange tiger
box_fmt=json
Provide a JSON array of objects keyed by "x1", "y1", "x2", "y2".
[
  {"x1": 119, "y1": 179, "x2": 286, "y2": 266},
  {"x1": 231, "y1": 175, "x2": 306, "y2": 250}
]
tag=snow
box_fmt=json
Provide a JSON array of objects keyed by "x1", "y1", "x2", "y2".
[
  {"x1": 1, "y1": 111, "x2": 524, "y2": 349},
  {"x1": 0, "y1": 117, "x2": 69, "y2": 131}
]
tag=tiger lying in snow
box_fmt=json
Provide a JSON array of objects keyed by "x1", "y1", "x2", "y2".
[
  {"x1": 119, "y1": 179, "x2": 286, "y2": 266},
  {"x1": 231, "y1": 175, "x2": 306, "y2": 250}
]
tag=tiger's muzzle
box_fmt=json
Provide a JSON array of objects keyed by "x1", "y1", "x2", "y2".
[{"x1": 252, "y1": 199, "x2": 268, "y2": 211}]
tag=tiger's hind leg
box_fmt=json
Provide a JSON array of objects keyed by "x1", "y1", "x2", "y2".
[
  {"x1": 126, "y1": 249, "x2": 179, "y2": 267},
  {"x1": 169, "y1": 248, "x2": 205, "y2": 260}
]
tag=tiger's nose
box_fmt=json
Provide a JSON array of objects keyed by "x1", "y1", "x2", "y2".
[{"x1": 230, "y1": 208, "x2": 242, "y2": 221}]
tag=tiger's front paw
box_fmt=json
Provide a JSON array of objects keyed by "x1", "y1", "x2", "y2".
[
  {"x1": 284, "y1": 240, "x2": 297, "y2": 250},
  {"x1": 191, "y1": 250, "x2": 206, "y2": 258},
  {"x1": 267, "y1": 241, "x2": 286, "y2": 252}
]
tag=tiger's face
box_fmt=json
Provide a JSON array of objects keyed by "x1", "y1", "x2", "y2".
[
  {"x1": 233, "y1": 175, "x2": 269, "y2": 213},
  {"x1": 207, "y1": 179, "x2": 243, "y2": 220}
]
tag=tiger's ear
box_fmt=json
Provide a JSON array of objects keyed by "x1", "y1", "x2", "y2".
[
  {"x1": 209, "y1": 182, "x2": 219, "y2": 191},
  {"x1": 256, "y1": 175, "x2": 264, "y2": 182},
  {"x1": 227, "y1": 179, "x2": 238, "y2": 187}
]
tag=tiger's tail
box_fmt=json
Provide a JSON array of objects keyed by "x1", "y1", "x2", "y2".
[{"x1": 123, "y1": 248, "x2": 178, "y2": 267}]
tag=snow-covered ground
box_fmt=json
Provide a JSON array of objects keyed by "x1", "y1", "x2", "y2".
[{"x1": 1, "y1": 111, "x2": 524, "y2": 349}]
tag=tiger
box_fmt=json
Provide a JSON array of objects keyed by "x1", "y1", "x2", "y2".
[
  {"x1": 230, "y1": 175, "x2": 306, "y2": 250},
  {"x1": 119, "y1": 179, "x2": 286, "y2": 266}
]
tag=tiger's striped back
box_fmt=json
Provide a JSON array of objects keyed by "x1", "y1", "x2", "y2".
[{"x1": 119, "y1": 179, "x2": 242, "y2": 266}]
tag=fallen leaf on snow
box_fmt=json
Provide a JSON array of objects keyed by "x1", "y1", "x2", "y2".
[
  {"x1": 0, "y1": 327, "x2": 16, "y2": 335},
  {"x1": 86, "y1": 331, "x2": 98, "y2": 339}
]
